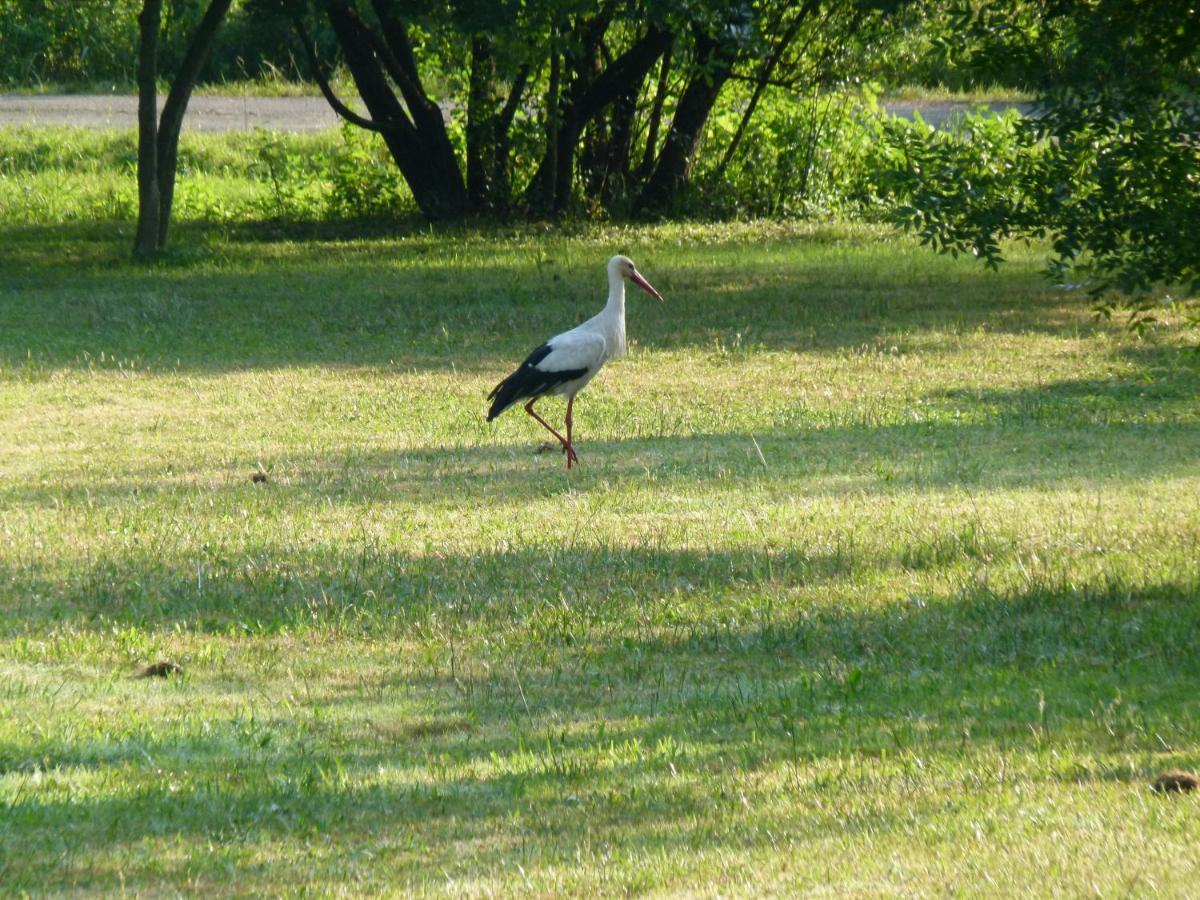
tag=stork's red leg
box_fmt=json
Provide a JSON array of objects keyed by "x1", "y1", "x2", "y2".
[
  {"x1": 563, "y1": 395, "x2": 578, "y2": 468},
  {"x1": 524, "y1": 399, "x2": 575, "y2": 468}
]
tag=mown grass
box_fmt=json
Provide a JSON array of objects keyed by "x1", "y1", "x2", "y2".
[{"x1": 1, "y1": 161, "x2": 1199, "y2": 891}]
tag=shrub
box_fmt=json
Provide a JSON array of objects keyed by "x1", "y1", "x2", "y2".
[
  {"x1": 865, "y1": 108, "x2": 1041, "y2": 265},
  {"x1": 692, "y1": 85, "x2": 883, "y2": 219}
]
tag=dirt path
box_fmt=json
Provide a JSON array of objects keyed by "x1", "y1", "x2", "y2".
[{"x1": 0, "y1": 94, "x2": 1033, "y2": 133}]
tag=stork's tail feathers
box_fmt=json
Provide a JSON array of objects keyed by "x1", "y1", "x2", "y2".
[
  {"x1": 486, "y1": 342, "x2": 551, "y2": 421},
  {"x1": 486, "y1": 376, "x2": 520, "y2": 421}
]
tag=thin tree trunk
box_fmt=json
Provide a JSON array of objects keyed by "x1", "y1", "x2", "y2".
[
  {"x1": 549, "y1": 12, "x2": 618, "y2": 213},
  {"x1": 466, "y1": 36, "x2": 497, "y2": 211},
  {"x1": 542, "y1": 48, "x2": 561, "y2": 211},
  {"x1": 155, "y1": 0, "x2": 232, "y2": 249},
  {"x1": 526, "y1": 22, "x2": 671, "y2": 214},
  {"x1": 712, "y1": 11, "x2": 806, "y2": 183},
  {"x1": 133, "y1": 0, "x2": 162, "y2": 260},
  {"x1": 465, "y1": 44, "x2": 529, "y2": 214},
  {"x1": 594, "y1": 79, "x2": 640, "y2": 205},
  {"x1": 634, "y1": 38, "x2": 674, "y2": 181},
  {"x1": 492, "y1": 64, "x2": 531, "y2": 212}
]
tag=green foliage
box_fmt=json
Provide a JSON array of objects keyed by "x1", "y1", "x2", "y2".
[
  {"x1": 0, "y1": 126, "x2": 137, "y2": 174},
  {"x1": 869, "y1": 108, "x2": 1041, "y2": 265},
  {"x1": 879, "y1": 0, "x2": 1200, "y2": 326},
  {"x1": 325, "y1": 125, "x2": 414, "y2": 220},
  {"x1": 697, "y1": 85, "x2": 882, "y2": 218},
  {"x1": 248, "y1": 131, "x2": 329, "y2": 222},
  {"x1": 0, "y1": 0, "x2": 142, "y2": 86},
  {"x1": 0, "y1": 0, "x2": 328, "y2": 88},
  {"x1": 0, "y1": 126, "x2": 421, "y2": 226},
  {"x1": 243, "y1": 126, "x2": 418, "y2": 222}
]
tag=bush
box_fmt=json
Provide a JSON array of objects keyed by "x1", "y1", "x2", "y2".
[
  {"x1": 693, "y1": 85, "x2": 882, "y2": 219},
  {"x1": 866, "y1": 108, "x2": 1041, "y2": 265},
  {"x1": 0, "y1": 0, "x2": 142, "y2": 86},
  {"x1": 0, "y1": 0, "x2": 331, "y2": 88},
  {"x1": 325, "y1": 125, "x2": 414, "y2": 220},
  {"x1": 248, "y1": 131, "x2": 329, "y2": 222},
  {"x1": 0, "y1": 124, "x2": 421, "y2": 226}
]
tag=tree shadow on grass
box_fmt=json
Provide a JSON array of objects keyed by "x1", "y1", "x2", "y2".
[
  {"x1": 0, "y1": 446, "x2": 1196, "y2": 632},
  {"x1": 0, "y1": 219, "x2": 1133, "y2": 374},
  {"x1": 0, "y1": 541, "x2": 898, "y2": 634},
  {"x1": 934, "y1": 349, "x2": 1200, "y2": 425},
  {"x1": 2, "y1": 406, "x2": 1196, "y2": 514},
  {"x1": 1, "y1": 571, "x2": 1197, "y2": 892}
]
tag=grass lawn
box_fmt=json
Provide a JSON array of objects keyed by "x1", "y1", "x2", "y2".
[{"x1": 1, "y1": 216, "x2": 1198, "y2": 895}]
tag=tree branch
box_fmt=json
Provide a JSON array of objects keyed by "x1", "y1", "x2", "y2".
[
  {"x1": 293, "y1": 12, "x2": 402, "y2": 135},
  {"x1": 369, "y1": 0, "x2": 439, "y2": 119},
  {"x1": 157, "y1": 0, "x2": 232, "y2": 147},
  {"x1": 713, "y1": 2, "x2": 812, "y2": 181},
  {"x1": 498, "y1": 64, "x2": 531, "y2": 136}
]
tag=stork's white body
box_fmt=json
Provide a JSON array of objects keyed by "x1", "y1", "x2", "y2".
[
  {"x1": 486, "y1": 255, "x2": 662, "y2": 468},
  {"x1": 529, "y1": 266, "x2": 628, "y2": 399}
]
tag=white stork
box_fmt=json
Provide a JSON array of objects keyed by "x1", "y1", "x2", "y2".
[{"x1": 487, "y1": 255, "x2": 664, "y2": 469}]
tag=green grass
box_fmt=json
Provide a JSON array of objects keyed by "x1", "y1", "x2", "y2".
[
  {"x1": 2, "y1": 205, "x2": 1200, "y2": 889},
  {"x1": 0, "y1": 126, "x2": 376, "y2": 228}
]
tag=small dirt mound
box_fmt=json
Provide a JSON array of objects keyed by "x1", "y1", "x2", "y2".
[
  {"x1": 1152, "y1": 770, "x2": 1199, "y2": 794},
  {"x1": 251, "y1": 471, "x2": 269, "y2": 483},
  {"x1": 136, "y1": 660, "x2": 183, "y2": 679}
]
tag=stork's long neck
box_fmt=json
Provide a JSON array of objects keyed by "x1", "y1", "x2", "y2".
[
  {"x1": 605, "y1": 267, "x2": 626, "y2": 318},
  {"x1": 603, "y1": 267, "x2": 627, "y2": 356}
]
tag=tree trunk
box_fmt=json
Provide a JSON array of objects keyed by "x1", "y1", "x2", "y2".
[
  {"x1": 133, "y1": 0, "x2": 162, "y2": 260},
  {"x1": 155, "y1": 0, "x2": 232, "y2": 249},
  {"x1": 633, "y1": 38, "x2": 674, "y2": 181},
  {"x1": 491, "y1": 64, "x2": 530, "y2": 213},
  {"x1": 539, "y1": 49, "x2": 561, "y2": 211},
  {"x1": 323, "y1": 2, "x2": 451, "y2": 220},
  {"x1": 323, "y1": 0, "x2": 467, "y2": 221},
  {"x1": 466, "y1": 36, "x2": 497, "y2": 211},
  {"x1": 584, "y1": 78, "x2": 640, "y2": 206},
  {"x1": 526, "y1": 22, "x2": 671, "y2": 214},
  {"x1": 134, "y1": 0, "x2": 231, "y2": 259},
  {"x1": 371, "y1": 0, "x2": 466, "y2": 214},
  {"x1": 636, "y1": 30, "x2": 738, "y2": 216}
]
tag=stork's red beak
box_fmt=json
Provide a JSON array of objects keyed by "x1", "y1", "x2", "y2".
[{"x1": 629, "y1": 270, "x2": 664, "y2": 303}]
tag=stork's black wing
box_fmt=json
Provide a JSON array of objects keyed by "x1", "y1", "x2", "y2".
[{"x1": 486, "y1": 343, "x2": 589, "y2": 421}]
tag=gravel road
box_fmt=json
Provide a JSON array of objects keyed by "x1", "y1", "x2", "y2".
[
  {"x1": 0, "y1": 94, "x2": 341, "y2": 132},
  {"x1": 0, "y1": 94, "x2": 1033, "y2": 133}
]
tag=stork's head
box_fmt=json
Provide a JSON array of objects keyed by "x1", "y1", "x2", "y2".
[{"x1": 609, "y1": 255, "x2": 664, "y2": 303}]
